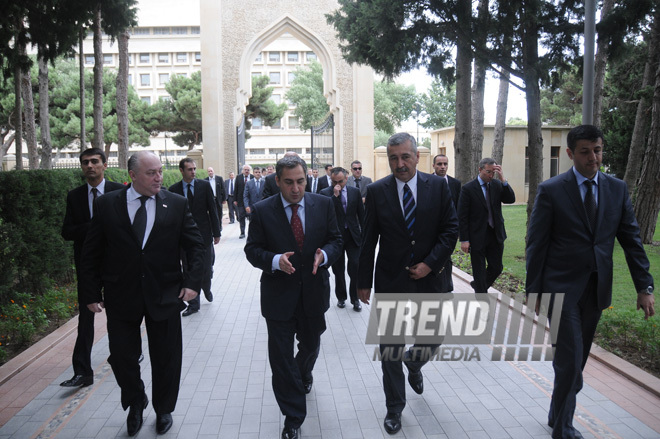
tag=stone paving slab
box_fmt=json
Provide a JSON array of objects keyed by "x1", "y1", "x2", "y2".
[{"x1": 0, "y1": 217, "x2": 659, "y2": 438}]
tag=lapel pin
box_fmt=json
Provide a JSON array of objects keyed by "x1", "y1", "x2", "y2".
[{"x1": 163, "y1": 204, "x2": 168, "y2": 208}]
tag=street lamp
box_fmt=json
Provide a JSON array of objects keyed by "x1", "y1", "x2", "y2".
[{"x1": 410, "y1": 109, "x2": 428, "y2": 145}]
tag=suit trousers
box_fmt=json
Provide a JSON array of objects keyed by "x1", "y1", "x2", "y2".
[
  {"x1": 470, "y1": 226, "x2": 504, "y2": 294},
  {"x1": 186, "y1": 243, "x2": 214, "y2": 311},
  {"x1": 237, "y1": 206, "x2": 247, "y2": 234},
  {"x1": 440, "y1": 259, "x2": 454, "y2": 293},
  {"x1": 226, "y1": 195, "x2": 236, "y2": 222},
  {"x1": 380, "y1": 343, "x2": 440, "y2": 413},
  {"x1": 331, "y1": 228, "x2": 360, "y2": 304},
  {"x1": 265, "y1": 300, "x2": 326, "y2": 429},
  {"x1": 72, "y1": 300, "x2": 95, "y2": 377},
  {"x1": 549, "y1": 274, "x2": 601, "y2": 439},
  {"x1": 107, "y1": 309, "x2": 183, "y2": 415}
]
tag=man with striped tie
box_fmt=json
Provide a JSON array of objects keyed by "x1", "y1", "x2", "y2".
[{"x1": 358, "y1": 132, "x2": 459, "y2": 435}]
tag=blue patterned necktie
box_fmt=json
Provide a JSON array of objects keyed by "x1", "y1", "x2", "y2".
[{"x1": 403, "y1": 183, "x2": 416, "y2": 237}]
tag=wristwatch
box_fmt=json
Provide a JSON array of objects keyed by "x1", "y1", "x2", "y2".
[{"x1": 638, "y1": 286, "x2": 654, "y2": 295}]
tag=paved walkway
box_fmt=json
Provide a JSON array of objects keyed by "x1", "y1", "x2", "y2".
[{"x1": 0, "y1": 217, "x2": 659, "y2": 438}]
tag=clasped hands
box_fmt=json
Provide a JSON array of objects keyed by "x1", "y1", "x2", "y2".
[{"x1": 279, "y1": 249, "x2": 325, "y2": 275}]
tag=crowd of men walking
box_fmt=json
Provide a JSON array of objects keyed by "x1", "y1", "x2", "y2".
[{"x1": 60, "y1": 125, "x2": 653, "y2": 439}]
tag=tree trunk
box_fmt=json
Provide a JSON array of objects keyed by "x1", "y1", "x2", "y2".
[
  {"x1": 38, "y1": 56, "x2": 52, "y2": 169},
  {"x1": 14, "y1": 27, "x2": 23, "y2": 171},
  {"x1": 634, "y1": 20, "x2": 660, "y2": 244},
  {"x1": 93, "y1": 4, "x2": 104, "y2": 150},
  {"x1": 492, "y1": 70, "x2": 510, "y2": 166},
  {"x1": 21, "y1": 68, "x2": 39, "y2": 170},
  {"x1": 624, "y1": 9, "x2": 660, "y2": 197},
  {"x1": 454, "y1": 0, "x2": 473, "y2": 184},
  {"x1": 117, "y1": 31, "x2": 130, "y2": 170},
  {"x1": 0, "y1": 133, "x2": 16, "y2": 170},
  {"x1": 79, "y1": 28, "x2": 87, "y2": 150},
  {"x1": 592, "y1": 0, "x2": 614, "y2": 127},
  {"x1": 471, "y1": 0, "x2": 489, "y2": 171},
  {"x1": 104, "y1": 142, "x2": 112, "y2": 159}
]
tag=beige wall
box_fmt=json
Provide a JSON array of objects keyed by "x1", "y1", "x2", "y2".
[{"x1": 428, "y1": 125, "x2": 573, "y2": 204}]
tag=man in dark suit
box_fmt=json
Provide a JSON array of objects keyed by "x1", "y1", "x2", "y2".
[
  {"x1": 320, "y1": 167, "x2": 365, "y2": 311},
  {"x1": 234, "y1": 164, "x2": 253, "y2": 238},
  {"x1": 245, "y1": 155, "x2": 342, "y2": 439},
  {"x1": 206, "y1": 166, "x2": 226, "y2": 225},
  {"x1": 224, "y1": 172, "x2": 237, "y2": 223},
  {"x1": 79, "y1": 151, "x2": 205, "y2": 436},
  {"x1": 308, "y1": 168, "x2": 323, "y2": 194},
  {"x1": 61, "y1": 148, "x2": 125, "y2": 388},
  {"x1": 169, "y1": 158, "x2": 221, "y2": 316},
  {"x1": 358, "y1": 133, "x2": 458, "y2": 435},
  {"x1": 346, "y1": 160, "x2": 373, "y2": 202},
  {"x1": 318, "y1": 164, "x2": 331, "y2": 193},
  {"x1": 243, "y1": 166, "x2": 264, "y2": 216},
  {"x1": 433, "y1": 154, "x2": 462, "y2": 293},
  {"x1": 458, "y1": 158, "x2": 515, "y2": 294},
  {"x1": 526, "y1": 125, "x2": 654, "y2": 439}
]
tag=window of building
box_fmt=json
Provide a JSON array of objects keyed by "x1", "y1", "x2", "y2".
[
  {"x1": 172, "y1": 27, "x2": 187, "y2": 35},
  {"x1": 287, "y1": 52, "x2": 299, "y2": 62},
  {"x1": 287, "y1": 72, "x2": 296, "y2": 84},
  {"x1": 252, "y1": 72, "x2": 262, "y2": 78},
  {"x1": 269, "y1": 72, "x2": 281, "y2": 84},
  {"x1": 550, "y1": 146, "x2": 560, "y2": 178},
  {"x1": 194, "y1": 52, "x2": 201, "y2": 62},
  {"x1": 158, "y1": 53, "x2": 169, "y2": 63},
  {"x1": 176, "y1": 53, "x2": 187, "y2": 63},
  {"x1": 176, "y1": 72, "x2": 188, "y2": 78},
  {"x1": 288, "y1": 116, "x2": 300, "y2": 129},
  {"x1": 159, "y1": 73, "x2": 170, "y2": 85},
  {"x1": 103, "y1": 54, "x2": 113, "y2": 65},
  {"x1": 131, "y1": 27, "x2": 150, "y2": 35},
  {"x1": 270, "y1": 118, "x2": 282, "y2": 129},
  {"x1": 159, "y1": 96, "x2": 171, "y2": 102},
  {"x1": 306, "y1": 52, "x2": 317, "y2": 62},
  {"x1": 268, "y1": 52, "x2": 281, "y2": 62},
  {"x1": 128, "y1": 74, "x2": 132, "y2": 85},
  {"x1": 247, "y1": 148, "x2": 266, "y2": 155},
  {"x1": 255, "y1": 52, "x2": 263, "y2": 62},
  {"x1": 141, "y1": 96, "x2": 151, "y2": 104},
  {"x1": 153, "y1": 27, "x2": 171, "y2": 35},
  {"x1": 270, "y1": 94, "x2": 282, "y2": 104},
  {"x1": 139, "y1": 53, "x2": 150, "y2": 63},
  {"x1": 191, "y1": 26, "x2": 200, "y2": 34},
  {"x1": 84, "y1": 55, "x2": 94, "y2": 65},
  {"x1": 127, "y1": 55, "x2": 132, "y2": 65},
  {"x1": 140, "y1": 74, "x2": 151, "y2": 86},
  {"x1": 252, "y1": 118, "x2": 263, "y2": 129}
]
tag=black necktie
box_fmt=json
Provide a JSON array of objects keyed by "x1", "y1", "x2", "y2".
[
  {"x1": 230, "y1": 179, "x2": 234, "y2": 196},
  {"x1": 132, "y1": 196, "x2": 149, "y2": 247},
  {"x1": 485, "y1": 183, "x2": 495, "y2": 228},
  {"x1": 186, "y1": 182, "x2": 194, "y2": 206},
  {"x1": 584, "y1": 180, "x2": 597, "y2": 230},
  {"x1": 355, "y1": 178, "x2": 360, "y2": 189},
  {"x1": 313, "y1": 178, "x2": 317, "y2": 193},
  {"x1": 91, "y1": 187, "x2": 98, "y2": 201}
]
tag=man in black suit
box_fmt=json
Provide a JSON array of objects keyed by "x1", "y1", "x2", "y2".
[
  {"x1": 317, "y1": 164, "x2": 331, "y2": 193},
  {"x1": 358, "y1": 133, "x2": 458, "y2": 435},
  {"x1": 169, "y1": 158, "x2": 221, "y2": 316},
  {"x1": 433, "y1": 154, "x2": 462, "y2": 293},
  {"x1": 526, "y1": 125, "x2": 654, "y2": 439},
  {"x1": 224, "y1": 172, "x2": 237, "y2": 223},
  {"x1": 320, "y1": 167, "x2": 365, "y2": 311},
  {"x1": 308, "y1": 168, "x2": 323, "y2": 194},
  {"x1": 61, "y1": 148, "x2": 125, "y2": 388},
  {"x1": 245, "y1": 155, "x2": 342, "y2": 439},
  {"x1": 458, "y1": 158, "x2": 515, "y2": 294},
  {"x1": 79, "y1": 151, "x2": 205, "y2": 436},
  {"x1": 234, "y1": 164, "x2": 253, "y2": 238},
  {"x1": 206, "y1": 166, "x2": 226, "y2": 225}
]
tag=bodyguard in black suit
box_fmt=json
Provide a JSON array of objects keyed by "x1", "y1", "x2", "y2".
[
  {"x1": 169, "y1": 158, "x2": 221, "y2": 316},
  {"x1": 80, "y1": 152, "x2": 205, "y2": 436},
  {"x1": 526, "y1": 125, "x2": 654, "y2": 439},
  {"x1": 61, "y1": 148, "x2": 125, "y2": 388},
  {"x1": 234, "y1": 164, "x2": 254, "y2": 238},
  {"x1": 358, "y1": 133, "x2": 458, "y2": 435},
  {"x1": 224, "y1": 172, "x2": 237, "y2": 223},
  {"x1": 433, "y1": 154, "x2": 462, "y2": 293},
  {"x1": 320, "y1": 167, "x2": 365, "y2": 311},
  {"x1": 458, "y1": 158, "x2": 515, "y2": 294},
  {"x1": 206, "y1": 166, "x2": 226, "y2": 224},
  {"x1": 245, "y1": 156, "x2": 342, "y2": 439}
]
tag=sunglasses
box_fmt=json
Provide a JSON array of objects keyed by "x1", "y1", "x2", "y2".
[{"x1": 352, "y1": 167, "x2": 362, "y2": 171}]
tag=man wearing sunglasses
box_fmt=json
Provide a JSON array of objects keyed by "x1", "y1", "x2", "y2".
[{"x1": 346, "y1": 160, "x2": 372, "y2": 203}]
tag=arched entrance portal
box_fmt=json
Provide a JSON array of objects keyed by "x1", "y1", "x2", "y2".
[{"x1": 200, "y1": 0, "x2": 374, "y2": 177}]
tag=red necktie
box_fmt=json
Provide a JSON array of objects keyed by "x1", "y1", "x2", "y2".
[{"x1": 290, "y1": 204, "x2": 304, "y2": 251}]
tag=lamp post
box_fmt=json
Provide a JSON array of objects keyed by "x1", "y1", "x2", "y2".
[{"x1": 410, "y1": 109, "x2": 428, "y2": 144}]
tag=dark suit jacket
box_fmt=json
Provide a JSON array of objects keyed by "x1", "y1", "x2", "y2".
[
  {"x1": 62, "y1": 180, "x2": 125, "y2": 269},
  {"x1": 320, "y1": 185, "x2": 364, "y2": 246},
  {"x1": 317, "y1": 175, "x2": 330, "y2": 193},
  {"x1": 358, "y1": 172, "x2": 459, "y2": 294},
  {"x1": 244, "y1": 193, "x2": 343, "y2": 320},
  {"x1": 234, "y1": 174, "x2": 254, "y2": 207},
  {"x1": 526, "y1": 170, "x2": 653, "y2": 310},
  {"x1": 458, "y1": 177, "x2": 515, "y2": 250},
  {"x1": 169, "y1": 179, "x2": 221, "y2": 243},
  {"x1": 79, "y1": 187, "x2": 205, "y2": 321},
  {"x1": 243, "y1": 178, "x2": 265, "y2": 210},
  {"x1": 208, "y1": 175, "x2": 226, "y2": 201},
  {"x1": 446, "y1": 175, "x2": 462, "y2": 208}
]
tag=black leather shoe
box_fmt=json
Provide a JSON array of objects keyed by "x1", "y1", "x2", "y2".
[
  {"x1": 182, "y1": 307, "x2": 198, "y2": 317},
  {"x1": 384, "y1": 412, "x2": 402, "y2": 434},
  {"x1": 281, "y1": 426, "x2": 299, "y2": 439},
  {"x1": 337, "y1": 300, "x2": 346, "y2": 308},
  {"x1": 127, "y1": 394, "x2": 148, "y2": 436},
  {"x1": 239, "y1": 233, "x2": 246, "y2": 239},
  {"x1": 229, "y1": 221, "x2": 235, "y2": 224},
  {"x1": 204, "y1": 291, "x2": 214, "y2": 302},
  {"x1": 303, "y1": 375, "x2": 313, "y2": 394},
  {"x1": 156, "y1": 413, "x2": 173, "y2": 435},
  {"x1": 353, "y1": 301, "x2": 362, "y2": 312},
  {"x1": 60, "y1": 375, "x2": 93, "y2": 387},
  {"x1": 404, "y1": 360, "x2": 424, "y2": 394}
]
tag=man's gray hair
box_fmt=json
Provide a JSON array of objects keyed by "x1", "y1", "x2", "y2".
[
  {"x1": 331, "y1": 167, "x2": 348, "y2": 177},
  {"x1": 479, "y1": 157, "x2": 496, "y2": 169},
  {"x1": 276, "y1": 155, "x2": 308, "y2": 178},
  {"x1": 128, "y1": 151, "x2": 159, "y2": 173},
  {"x1": 387, "y1": 132, "x2": 417, "y2": 153}
]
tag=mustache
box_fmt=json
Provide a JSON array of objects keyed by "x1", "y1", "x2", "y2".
[{"x1": 395, "y1": 166, "x2": 408, "y2": 173}]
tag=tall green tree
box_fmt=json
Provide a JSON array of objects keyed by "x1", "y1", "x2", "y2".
[
  {"x1": 420, "y1": 80, "x2": 456, "y2": 130},
  {"x1": 373, "y1": 81, "x2": 418, "y2": 135},
  {"x1": 245, "y1": 75, "x2": 288, "y2": 138},
  {"x1": 158, "y1": 71, "x2": 204, "y2": 149},
  {"x1": 285, "y1": 61, "x2": 329, "y2": 131},
  {"x1": 540, "y1": 66, "x2": 583, "y2": 126}
]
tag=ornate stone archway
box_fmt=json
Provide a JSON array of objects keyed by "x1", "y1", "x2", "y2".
[{"x1": 200, "y1": 0, "x2": 374, "y2": 177}]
